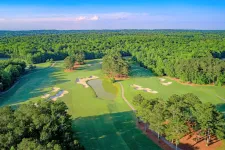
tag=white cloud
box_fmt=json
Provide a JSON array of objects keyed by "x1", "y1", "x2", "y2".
[
  {"x1": 89, "y1": 15, "x2": 99, "y2": 21},
  {"x1": 75, "y1": 16, "x2": 87, "y2": 21}
]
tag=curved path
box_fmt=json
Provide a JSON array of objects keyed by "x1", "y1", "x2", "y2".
[
  {"x1": 119, "y1": 82, "x2": 179, "y2": 150},
  {"x1": 118, "y1": 82, "x2": 136, "y2": 111}
]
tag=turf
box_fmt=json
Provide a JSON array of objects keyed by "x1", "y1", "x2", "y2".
[
  {"x1": 121, "y1": 63, "x2": 225, "y2": 111},
  {"x1": 1, "y1": 59, "x2": 225, "y2": 149},
  {"x1": 0, "y1": 60, "x2": 161, "y2": 150}
]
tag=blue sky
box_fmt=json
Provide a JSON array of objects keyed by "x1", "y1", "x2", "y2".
[{"x1": 0, "y1": 0, "x2": 225, "y2": 30}]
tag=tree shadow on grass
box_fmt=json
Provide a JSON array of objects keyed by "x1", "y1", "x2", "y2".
[
  {"x1": 216, "y1": 103, "x2": 225, "y2": 115},
  {"x1": 0, "y1": 66, "x2": 70, "y2": 106},
  {"x1": 129, "y1": 64, "x2": 156, "y2": 78},
  {"x1": 72, "y1": 111, "x2": 161, "y2": 150}
]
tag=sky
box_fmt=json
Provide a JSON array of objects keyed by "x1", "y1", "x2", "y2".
[{"x1": 0, "y1": 0, "x2": 225, "y2": 30}]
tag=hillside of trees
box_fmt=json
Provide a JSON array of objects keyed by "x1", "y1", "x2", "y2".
[
  {"x1": 0, "y1": 59, "x2": 26, "y2": 92},
  {"x1": 0, "y1": 101, "x2": 83, "y2": 150},
  {"x1": 133, "y1": 93, "x2": 225, "y2": 149},
  {"x1": 0, "y1": 30, "x2": 225, "y2": 85}
]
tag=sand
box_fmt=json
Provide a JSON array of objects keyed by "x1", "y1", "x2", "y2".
[
  {"x1": 159, "y1": 78, "x2": 172, "y2": 86},
  {"x1": 159, "y1": 78, "x2": 166, "y2": 82},
  {"x1": 41, "y1": 93, "x2": 50, "y2": 99},
  {"x1": 131, "y1": 84, "x2": 158, "y2": 94},
  {"x1": 76, "y1": 76, "x2": 99, "y2": 88},
  {"x1": 161, "y1": 82, "x2": 172, "y2": 86},
  {"x1": 87, "y1": 64, "x2": 92, "y2": 66},
  {"x1": 52, "y1": 87, "x2": 60, "y2": 92},
  {"x1": 50, "y1": 90, "x2": 69, "y2": 101}
]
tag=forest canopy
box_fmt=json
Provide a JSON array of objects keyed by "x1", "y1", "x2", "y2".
[
  {"x1": 0, "y1": 101, "x2": 83, "y2": 150},
  {"x1": 133, "y1": 93, "x2": 225, "y2": 149},
  {"x1": 0, "y1": 30, "x2": 225, "y2": 85}
]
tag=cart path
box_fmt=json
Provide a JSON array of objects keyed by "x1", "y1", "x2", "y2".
[{"x1": 119, "y1": 82, "x2": 136, "y2": 111}]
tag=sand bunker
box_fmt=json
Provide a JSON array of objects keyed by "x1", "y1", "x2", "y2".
[
  {"x1": 50, "y1": 90, "x2": 69, "y2": 101},
  {"x1": 161, "y1": 82, "x2": 172, "y2": 86},
  {"x1": 76, "y1": 76, "x2": 99, "y2": 88},
  {"x1": 159, "y1": 78, "x2": 166, "y2": 82},
  {"x1": 87, "y1": 64, "x2": 92, "y2": 66},
  {"x1": 99, "y1": 62, "x2": 103, "y2": 64},
  {"x1": 52, "y1": 87, "x2": 60, "y2": 92},
  {"x1": 159, "y1": 78, "x2": 172, "y2": 86},
  {"x1": 131, "y1": 84, "x2": 158, "y2": 94},
  {"x1": 41, "y1": 94, "x2": 50, "y2": 99}
]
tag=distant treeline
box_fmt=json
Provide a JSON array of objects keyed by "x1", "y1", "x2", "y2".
[{"x1": 0, "y1": 30, "x2": 225, "y2": 85}]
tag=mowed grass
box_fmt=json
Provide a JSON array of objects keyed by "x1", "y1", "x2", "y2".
[
  {"x1": 121, "y1": 63, "x2": 225, "y2": 113},
  {"x1": 0, "y1": 60, "x2": 161, "y2": 150}
]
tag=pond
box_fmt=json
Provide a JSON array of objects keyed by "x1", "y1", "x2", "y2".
[{"x1": 87, "y1": 79, "x2": 117, "y2": 100}]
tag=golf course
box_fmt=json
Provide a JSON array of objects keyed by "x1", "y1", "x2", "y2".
[{"x1": 1, "y1": 58, "x2": 225, "y2": 150}]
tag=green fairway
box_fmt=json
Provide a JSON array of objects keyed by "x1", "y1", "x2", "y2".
[
  {"x1": 121, "y1": 63, "x2": 225, "y2": 112},
  {"x1": 1, "y1": 59, "x2": 225, "y2": 149},
  {"x1": 0, "y1": 59, "x2": 161, "y2": 150}
]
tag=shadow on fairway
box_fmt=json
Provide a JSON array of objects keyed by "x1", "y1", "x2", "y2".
[
  {"x1": 0, "y1": 66, "x2": 70, "y2": 106},
  {"x1": 73, "y1": 111, "x2": 161, "y2": 150},
  {"x1": 216, "y1": 103, "x2": 225, "y2": 114},
  {"x1": 129, "y1": 64, "x2": 155, "y2": 78}
]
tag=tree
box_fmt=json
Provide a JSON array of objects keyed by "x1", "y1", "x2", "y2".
[
  {"x1": 0, "y1": 101, "x2": 83, "y2": 150},
  {"x1": 102, "y1": 51, "x2": 129, "y2": 78},
  {"x1": 64, "y1": 56, "x2": 75, "y2": 70},
  {"x1": 165, "y1": 116, "x2": 188, "y2": 150},
  {"x1": 191, "y1": 103, "x2": 225, "y2": 146},
  {"x1": 150, "y1": 100, "x2": 167, "y2": 140}
]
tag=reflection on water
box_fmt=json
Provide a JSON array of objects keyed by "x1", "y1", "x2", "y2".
[{"x1": 87, "y1": 79, "x2": 117, "y2": 100}]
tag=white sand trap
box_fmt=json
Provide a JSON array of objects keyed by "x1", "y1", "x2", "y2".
[
  {"x1": 50, "y1": 90, "x2": 69, "y2": 101},
  {"x1": 87, "y1": 64, "x2": 92, "y2": 66},
  {"x1": 161, "y1": 82, "x2": 172, "y2": 86},
  {"x1": 51, "y1": 62, "x2": 56, "y2": 67},
  {"x1": 52, "y1": 87, "x2": 60, "y2": 92},
  {"x1": 99, "y1": 62, "x2": 103, "y2": 64},
  {"x1": 76, "y1": 76, "x2": 99, "y2": 88},
  {"x1": 130, "y1": 84, "x2": 158, "y2": 94},
  {"x1": 41, "y1": 93, "x2": 50, "y2": 99},
  {"x1": 159, "y1": 78, "x2": 166, "y2": 82}
]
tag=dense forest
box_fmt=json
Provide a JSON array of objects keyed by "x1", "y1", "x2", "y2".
[
  {"x1": 0, "y1": 30, "x2": 225, "y2": 85},
  {"x1": 0, "y1": 101, "x2": 83, "y2": 150},
  {"x1": 0, "y1": 59, "x2": 26, "y2": 92},
  {"x1": 133, "y1": 93, "x2": 225, "y2": 149}
]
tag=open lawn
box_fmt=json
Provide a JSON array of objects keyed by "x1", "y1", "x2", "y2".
[{"x1": 0, "y1": 60, "x2": 161, "y2": 150}]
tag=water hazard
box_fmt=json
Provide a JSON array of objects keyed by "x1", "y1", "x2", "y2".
[{"x1": 87, "y1": 79, "x2": 117, "y2": 100}]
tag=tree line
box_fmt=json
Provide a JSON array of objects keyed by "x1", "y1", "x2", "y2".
[
  {"x1": 0, "y1": 101, "x2": 83, "y2": 150},
  {"x1": 133, "y1": 93, "x2": 225, "y2": 149},
  {"x1": 0, "y1": 30, "x2": 225, "y2": 85},
  {"x1": 0, "y1": 59, "x2": 26, "y2": 92}
]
